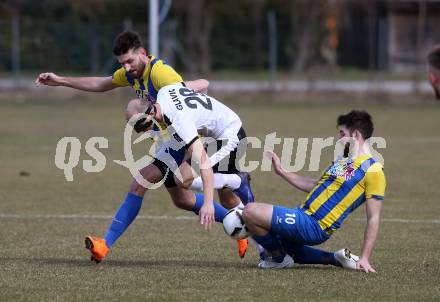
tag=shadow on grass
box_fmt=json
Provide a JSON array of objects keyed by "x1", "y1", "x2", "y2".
[
  {"x1": 0, "y1": 256, "x2": 341, "y2": 271},
  {"x1": 0, "y1": 256, "x2": 253, "y2": 269}
]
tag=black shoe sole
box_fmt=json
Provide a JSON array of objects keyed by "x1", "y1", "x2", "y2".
[
  {"x1": 85, "y1": 237, "x2": 94, "y2": 250},
  {"x1": 85, "y1": 237, "x2": 101, "y2": 263}
]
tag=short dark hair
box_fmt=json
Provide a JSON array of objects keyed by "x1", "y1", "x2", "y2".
[
  {"x1": 427, "y1": 44, "x2": 440, "y2": 70},
  {"x1": 337, "y1": 110, "x2": 374, "y2": 139},
  {"x1": 113, "y1": 31, "x2": 143, "y2": 56}
]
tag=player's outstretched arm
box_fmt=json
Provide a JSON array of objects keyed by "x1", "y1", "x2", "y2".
[
  {"x1": 357, "y1": 198, "x2": 382, "y2": 273},
  {"x1": 265, "y1": 151, "x2": 318, "y2": 193},
  {"x1": 184, "y1": 79, "x2": 210, "y2": 94},
  {"x1": 187, "y1": 139, "x2": 215, "y2": 230},
  {"x1": 35, "y1": 72, "x2": 117, "y2": 92}
]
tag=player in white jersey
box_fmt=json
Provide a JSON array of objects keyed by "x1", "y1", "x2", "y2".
[{"x1": 85, "y1": 83, "x2": 256, "y2": 263}]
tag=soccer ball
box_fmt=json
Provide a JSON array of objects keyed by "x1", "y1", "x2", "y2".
[{"x1": 222, "y1": 208, "x2": 250, "y2": 239}]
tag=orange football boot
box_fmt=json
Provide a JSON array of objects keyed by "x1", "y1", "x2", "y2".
[
  {"x1": 237, "y1": 239, "x2": 248, "y2": 258},
  {"x1": 85, "y1": 236, "x2": 109, "y2": 263}
]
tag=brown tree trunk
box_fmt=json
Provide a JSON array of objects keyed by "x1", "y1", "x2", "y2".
[
  {"x1": 185, "y1": 0, "x2": 212, "y2": 77},
  {"x1": 289, "y1": 0, "x2": 324, "y2": 73},
  {"x1": 252, "y1": 0, "x2": 266, "y2": 70}
]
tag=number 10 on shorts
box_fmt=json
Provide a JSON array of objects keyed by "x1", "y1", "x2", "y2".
[{"x1": 285, "y1": 213, "x2": 296, "y2": 224}]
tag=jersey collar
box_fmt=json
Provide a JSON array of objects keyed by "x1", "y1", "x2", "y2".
[{"x1": 140, "y1": 55, "x2": 155, "y2": 80}]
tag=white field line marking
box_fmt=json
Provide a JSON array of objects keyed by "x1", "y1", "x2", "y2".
[
  {"x1": 0, "y1": 213, "x2": 439, "y2": 224},
  {"x1": 0, "y1": 213, "x2": 194, "y2": 220},
  {"x1": 354, "y1": 218, "x2": 440, "y2": 224}
]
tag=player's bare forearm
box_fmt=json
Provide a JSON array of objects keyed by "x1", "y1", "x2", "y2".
[
  {"x1": 360, "y1": 217, "x2": 379, "y2": 260},
  {"x1": 198, "y1": 144, "x2": 214, "y2": 207},
  {"x1": 277, "y1": 170, "x2": 318, "y2": 193},
  {"x1": 36, "y1": 72, "x2": 116, "y2": 92},
  {"x1": 59, "y1": 76, "x2": 116, "y2": 92},
  {"x1": 360, "y1": 199, "x2": 382, "y2": 260},
  {"x1": 199, "y1": 163, "x2": 214, "y2": 229},
  {"x1": 189, "y1": 139, "x2": 215, "y2": 229},
  {"x1": 185, "y1": 79, "x2": 209, "y2": 94},
  {"x1": 266, "y1": 150, "x2": 317, "y2": 192},
  {"x1": 200, "y1": 167, "x2": 214, "y2": 206}
]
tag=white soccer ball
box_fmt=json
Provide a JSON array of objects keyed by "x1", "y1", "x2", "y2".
[{"x1": 222, "y1": 208, "x2": 250, "y2": 239}]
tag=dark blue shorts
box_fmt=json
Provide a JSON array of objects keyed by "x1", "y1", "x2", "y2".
[{"x1": 271, "y1": 206, "x2": 330, "y2": 247}]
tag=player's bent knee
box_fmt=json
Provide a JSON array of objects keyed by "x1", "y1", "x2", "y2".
[
  {"x1": 174, "y1": 176, "x2": 192, "y2": 190},
  {"x1": 243, "y1": 203, "x2": 273, "y2": 229},
  {"x1": 128, "y1": 179, "x2": 147, "y2": 196},
  {"x1": 242, "y1": 203, "x2": 257, "y2": 223}
]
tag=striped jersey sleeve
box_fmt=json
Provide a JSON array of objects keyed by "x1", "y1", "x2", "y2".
[
  {"x1": 150, "y1": 61, "x2": 183, "y2": 92},
  {"x1": 111, "y1": 67, "x2": 130, "y2": 87},
  {"x1": 365, "y1": 162, "x2": 386, "y2": 200}
]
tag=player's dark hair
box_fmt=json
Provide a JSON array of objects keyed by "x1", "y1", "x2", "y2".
[
  {"x1": 428, "y1": 45, "x2": 440, "y2": 69},
  {"x1": 113, "y1": 31, "x2": 143, "y2": 56},
  {"x1": 337, "y1": 110, "x2": 374, "y2": 139},
  {"x1": 133, "y1": 103, "x2": 156, "y2": 133}
]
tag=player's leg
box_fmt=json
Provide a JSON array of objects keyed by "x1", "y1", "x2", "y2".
[
  {"x1": 211, "y1": 135, "x2": 256, "y2": 258},
  {"x1": 212, "y1": 133, "x2": 258, "y2": 258},
  {"x1": 191, "y1": 173, "x2": 253, "y2": 205},
  {"x1": 283, "y1": 243, "x2": 358, "y2": 269},
  {"x1": 245, "y1": 204, "x2": 354, "y2": 269},
  {"x1": 85, "y1": 161, "x2": 165, "y2": 263},
  {"x1": 167, "y1": 160, "x2": 252, "y2": 259},
  {"x1": 166, "y1": 186, "x2": 228, "y2": 223},
  {"x1": 242, "y1": 203, "x2": 294, "y2": 268},
  {"x1": 285, "y1": 244, "x2": 342, "y2": 267},
  {"x1": 162, "y1": 159, "x2": 228, "y2": 222},
  {"x1": 190, "y1": 128, "x2": 254, "y2": 204},
  {"x1": 189, "y1": 173, "x2": 242, "y2": 192},
  {"x1": 168, "y1": 151, "x2": 247, "y2": 213},
  {"x1": 217, "y1": 188, "x2": 240, "y2": 209},
  {"x1": 216, "y1": 188, "x2": 251, "y2": 259}
]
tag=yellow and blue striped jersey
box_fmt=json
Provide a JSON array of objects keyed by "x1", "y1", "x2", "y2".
[
  {"x1": 300, "y1": 155, "x2": 386, "y2": 234},
  {"x1": 112, "y1": 55, "x2": 183, "y2": 103}
]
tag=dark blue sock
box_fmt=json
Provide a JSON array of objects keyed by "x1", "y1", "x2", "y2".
[
  {"x1": 191, "y1": 193, "x2": 227, "y2": 222},
  {"x1": 291, "y1": 245, "x2": 341, "y2": 267},
  {"x1": 104, "y1": 193, "x2": 143, "y2": 248},
  {"x1": 252, "y1": 233, "x2": 285, "y2": 262}
]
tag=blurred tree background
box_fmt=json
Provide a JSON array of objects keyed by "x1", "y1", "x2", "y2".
[{"x1": 0, "y1": 0, "x2": 439, "y2": 79}]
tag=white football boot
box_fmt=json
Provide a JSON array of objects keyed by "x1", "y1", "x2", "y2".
[
  {"x1": 258, "y1": 254, "x2": 294, "y2": 269},
  {"x1": 334, "y1": 248, "x2": 360, "y2": 269}
]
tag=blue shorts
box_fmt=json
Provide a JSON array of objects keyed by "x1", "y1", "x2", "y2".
[{"x1": 271, "y1": 206, "x2": 330, "y2": 247}]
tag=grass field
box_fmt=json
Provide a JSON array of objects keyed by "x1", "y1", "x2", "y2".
[{"x1": 1, "y1": 94, "x2": 439, "y2": 301}]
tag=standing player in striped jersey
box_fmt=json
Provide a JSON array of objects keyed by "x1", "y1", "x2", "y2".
[
  {"x1": 36, "y1": 31, "x2": 254, "y2": 258},
  {"x1": 36, "y1": 31, "x2": 208, "y2": 103},
  {"x1": 86, "y1": 83, "x2": 255, "y2": 262},
  {"x1": 243, "y1": 111, "x2": 386, "y2": 272}
]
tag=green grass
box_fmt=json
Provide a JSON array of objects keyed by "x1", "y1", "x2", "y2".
[{"x1": 0, "y1": 96, "x2": 439, "y2": 301}]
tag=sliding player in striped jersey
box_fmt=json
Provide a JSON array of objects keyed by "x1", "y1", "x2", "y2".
[{"x1": 243, "y1": 111, "x2": 386, "y2": 272}]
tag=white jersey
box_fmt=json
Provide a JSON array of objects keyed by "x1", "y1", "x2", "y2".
[{"x1": 156, "y1": 83, "x2": 242, "y2": 166}]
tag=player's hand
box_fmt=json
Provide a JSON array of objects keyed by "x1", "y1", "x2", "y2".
[
  {"x1": 35, "y1": 72, "x2": 62, "y2": 86},
  {"x1": 356, "y1": 257, "x2": 376, "y2": 273},
  {"x1": 264, "y1": 151, "x2": 285, "y2": 175},
  {"x1": 199, "y1": 203, "x2": 215, "y2": 230}
]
